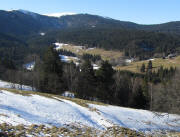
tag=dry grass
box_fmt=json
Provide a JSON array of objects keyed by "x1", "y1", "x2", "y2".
[
  {"x1": 0, "y1": 123, "x2": 147, "y2": 137},
  {"x1": 61, "y1": 44, "x2": 123, "y2": 60},
  {"x1": 60, "y1": 44, "x2": 180, "y2": 74},
  {"x1": 116, "y1": 56, "x2": 180, "y2": 73}
]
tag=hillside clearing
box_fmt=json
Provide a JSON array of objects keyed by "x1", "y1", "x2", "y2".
[
  {"x1": 58, "y1": 44, "x2": 123, "y2": 60},
  {"x1": 116, "y1": 56, "x2": 180, "y2": 73},
  {"x1": 55, "y1": 43, "x2": 180, "y2": 74}
]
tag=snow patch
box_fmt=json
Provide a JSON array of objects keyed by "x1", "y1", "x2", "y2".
[
  {"x1": 17, "y1": 9, "x2": 38, "y2": 18},
  {"x1": 0, "y1": 80, "x2": 34, "y2": 91},
  {"x1": 54, "y1": 42, "x2": 68, "y2": 50},
  {"x1": 93, "y1": 64, "x2": 100, "y2": 70},
  {"x1": 59, "y1": 55, "x2": 79, "y2": 63},
  {"x1": 86, "y1": 47, "x2": 96, "y2": 51},
  {"x1": 40, "y1": 32, "x2": 45, "y2": 36},
  {"x1": 125, "y1": 58, "x2": 134, "y2": 63},
  {"x1": 148, "y1": 58, "x2": 155, "y2": 61},
  {"x1": 44, "y1": 12, "x2": 77, "y2": 18}
]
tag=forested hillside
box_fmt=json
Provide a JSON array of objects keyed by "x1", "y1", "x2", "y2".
[
  {"x1": 0, "y1": 33, "x2": 28, "y2": 65},
  {"x1": 1, "y1": 10, "x2": 180, "y2": 37},
  {"x1": 38, "y1": 28, "x2": 180, "y2": 59},
  {"x1": 0, "y1": 10, "x2": 61, "y2": 36}
]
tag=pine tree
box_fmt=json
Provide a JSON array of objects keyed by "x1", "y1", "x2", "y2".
[
  {"x1": 2, "y1": 58, "x2": 16, "y2": 70},
  {"x1": 140, "y1": 63, "x2": 145, "y2": 72},
  {"x1": 40, "y1": 46, "x2": 64, "y2": 93},
  {"x1": 77, "y1": 60, "x2": 96, "y2": 99},
  {"x1": 43, "y1": 46, "x2": 62, "y2": 76},
  {"x1": 147, "y1": 60, "x2": 152, "y2": 71},
  {"x1": 96, "y1": 61, "x2": 114, "y2": 102}
]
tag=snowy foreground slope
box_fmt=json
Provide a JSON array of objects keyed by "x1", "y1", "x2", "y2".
[{"x1": 0, "y1": 89, "x2": 180, "y2": 135}]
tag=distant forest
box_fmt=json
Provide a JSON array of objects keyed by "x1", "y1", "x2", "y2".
[
  {"x1": 53, "y1": 28, "x2": 180, "y2": 59},
  {"x1": 2, "y1": 26, "x2": 180, "y2": 63}
]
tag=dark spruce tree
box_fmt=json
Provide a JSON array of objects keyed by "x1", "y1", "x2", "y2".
[
  {"x1": 96, "y1": 61, "x2": 114, "y2": 103},
  {"x1": 77, "y1": 59, "x2": 96, "y2": 100},
  {"x1": 40, "y1": 46, "x2": 64, "y2": 93},
  {"x1": 147, "y1": 61, "x2": 153, "y2": 71},
  {"x1": 140, "y1": 63, "x2": 146, "y2": 73}
]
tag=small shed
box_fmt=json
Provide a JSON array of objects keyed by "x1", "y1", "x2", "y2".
[{"x1": 62, "y1": 91, "x2": 75, "y2": 98}]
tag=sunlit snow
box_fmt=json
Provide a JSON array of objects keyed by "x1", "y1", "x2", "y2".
[
  {"x1": 44, "y1": 12, "x2": 77, "y2": 18},
  {"x1": 0, "y1": 90, "x2": 179, "y2": 132}
]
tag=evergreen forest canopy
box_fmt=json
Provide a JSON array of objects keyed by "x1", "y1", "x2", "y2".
[
  {"x1": 53, "y1": 28, "x2": 180, "y2": 59},
  {"x1": 22, "y1": 27, "x2": 180, "y2": 61}
]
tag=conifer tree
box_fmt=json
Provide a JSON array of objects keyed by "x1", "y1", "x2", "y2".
[
  {"x1": 147, "y1": 60, "x2": 152, "y2": 71},
  {"x1": 96, "y1": 61, "x2": 114, "y2": 102},
  {"x1": 140, "y1": 63, "x2": 145, "y2": 72},
  {"x1": 40, "y1": 46, "x2": 64, "y2": 93},
  {"x1": 77, "y1": 59, "x2": 96, "y2": 99}
]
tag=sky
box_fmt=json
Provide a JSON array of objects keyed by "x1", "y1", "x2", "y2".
[{"x1": 0, "y1": 0, "x2": 180, "y2": 24}]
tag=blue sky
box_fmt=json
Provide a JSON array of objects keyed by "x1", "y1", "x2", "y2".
[{"x1": 0, "y1": 0, "x2": 180, "y2": 24}]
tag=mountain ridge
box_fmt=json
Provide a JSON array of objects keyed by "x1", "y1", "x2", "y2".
[{"x1": 1, "y1": 9, "x2": 180, "y2": 36}]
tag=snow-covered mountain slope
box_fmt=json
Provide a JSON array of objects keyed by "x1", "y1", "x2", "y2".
[
  {"x1": 0, "y1": 89, "x2": 180, "y2": 135},
  {"x1": 7, "y1": 9, "x2": 39, "y2": 18},
  {"x1": 44, "y1": 12, "x2": 77, "y2": 17},
  {"x1": 17, "y1": 9, "x2": 38, "y2": 17}
]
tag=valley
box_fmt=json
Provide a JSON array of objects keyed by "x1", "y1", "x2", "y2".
[{"x1": 0, "y1": 5, "x2": 180, "y2": 136}]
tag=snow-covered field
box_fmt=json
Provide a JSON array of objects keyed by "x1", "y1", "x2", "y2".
[
  {"x1": 89, "y1": 104, "x2": 180, "y2": 132},
  {"x1": 0, "y1": 80, "x2": 34, "y2": 91},
  {"x1": 0, "y1": 90, "x2": 179, "y2": 133}
]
